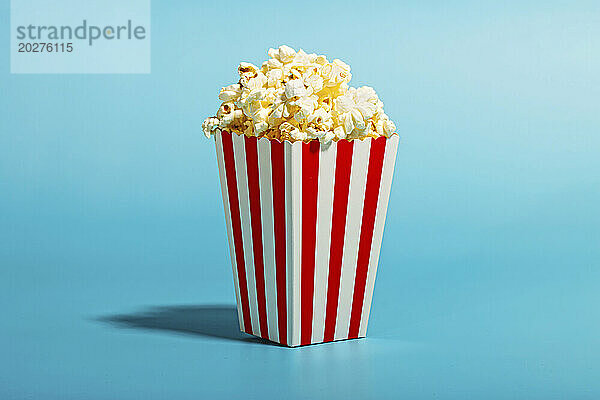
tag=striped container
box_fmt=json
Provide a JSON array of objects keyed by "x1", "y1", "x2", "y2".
[{"x1": 214, "y1": 130, "x2": 399, "y2": 346}]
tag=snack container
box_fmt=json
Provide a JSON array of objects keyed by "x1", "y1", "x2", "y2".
[{"x1": 214, "y1": 130, "x2": 399, "y2": 346}]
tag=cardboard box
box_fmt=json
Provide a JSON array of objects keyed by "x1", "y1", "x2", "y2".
[{"x1": 214, "y1": 130, "x2": 399, "y2": 346}]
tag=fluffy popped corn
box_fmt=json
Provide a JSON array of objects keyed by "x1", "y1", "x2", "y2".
[{"x1": 202, "y1": 45, "x2": 397, "y2": 144}]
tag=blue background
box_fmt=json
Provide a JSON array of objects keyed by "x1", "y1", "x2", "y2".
[{"x1": 2, "y1": 1, "x2": 599, "y2": 399}]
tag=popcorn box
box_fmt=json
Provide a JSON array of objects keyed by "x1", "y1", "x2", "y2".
[{"x1": 214, "y1": 130, "x2": 399, "y2": 346}]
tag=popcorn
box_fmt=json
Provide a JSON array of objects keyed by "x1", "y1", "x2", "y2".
[
  {"x1": 333, "y1": 86, "x2": 382, "y2": 137},
  {"x1": 267, "y1": 47, "x2": 279, "y2": 60},
  {"x1": 241, "y1": 72, "x2": 267, "y2": 90},
  {"x1": 218, "y1": 84, "x2": 242, "y2": 102},
  {"x1": 285, "y1": 79, "x2": 308, "y2": 99},
  {"x1": 238, "y1": 62, "x2": 259, "y2": 79},
  {"x1": 266, "y1": 69, "x2": 283, "y2": 87},
  {"x1": 383, "y1": 118, "x2": 396, "y2": 137},
  {"x1": 334, "y1": 125, "x2": 347, "y2": 140},
  {"x1": 321, "y1": 59, "x2": 351, "y2": 87},
  {"x1": 308, "y1": 107, "x2": 333, "y2": 131},
  {"x1": 254, "y1": 121, "x2": 269, "y2": 135},
  {"x1": 293, "y1": 95, "x2": 317, "y2": 122},
  {"x1": 290, "y1": 128, "x2": 308, "y2": 141},
  {"x1": 304, "y1": 73, "x2": 324, "y2": 93},
  {"x1": 267, "y1": 57, "x2": 283, "y2": 70},
  {"x1": 278, "y1": 45, "x2": 296, "y2": 63},
  {"x1": 202, "y1": 45, "x2": 397, "y2": 143},
  {"x1": 202, "y1": 117, "x2": 220, "y2": 138}
]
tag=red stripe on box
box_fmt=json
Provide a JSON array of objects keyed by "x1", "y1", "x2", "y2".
[
  {"x1": 323, "y1": 140, "x2": 354, "y2": 342},
  {"x1": 221, "y1": 131, "x2": 252, "y2": 333},
  {"x1": 244, "y1": 136, "x2": 269, "y2": 339},
  {"x1": 271, "y1": 140, "x2": 288, "y2": 345},
  {"x1": 300, "y1": 141, "x2": 320, "y2": 345},
  {"x1": 348, "y1": 137, "x2": 387, "y2": 338}
]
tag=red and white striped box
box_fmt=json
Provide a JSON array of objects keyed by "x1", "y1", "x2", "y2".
[{"x1": 214, "y1": 130, "x2": 399, "y2": 346}]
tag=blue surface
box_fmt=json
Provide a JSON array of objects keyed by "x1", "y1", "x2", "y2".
[{"x1": 2, "y1": 1, "x2": 600, "y2": 399}]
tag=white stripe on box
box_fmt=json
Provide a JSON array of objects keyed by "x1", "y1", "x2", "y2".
[
  {"x1": 288, "y1": 141, "x2": 303, "y2": 347},
  {"x1": 358, "y1": 135, "x2": 399, "y2": 337},
  {"x1": 257, "y1": 137, "x2": 279, "y2": 342},
  {"x1": 232, "y1": 133, "x2": 260, "y2": 336},
  {"x1": 214, "y1": 132, "x2": 245, "y2": 332},
  {"x1": 311, "y1": 143, "x2": 337, "y2": 343},
  {"x1": 334, "y1": 138, "x2": 371, "y2": 340},
  {"x1": 284, "y1": 141, "x2": 293, "y2": 345}
]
